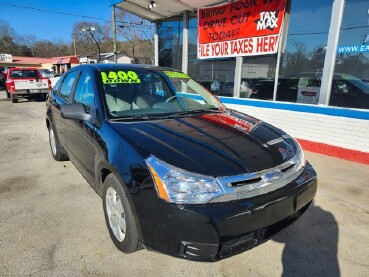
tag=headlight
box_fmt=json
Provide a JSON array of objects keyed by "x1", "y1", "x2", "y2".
[
  {"x1": 293, "y1": 139, "x2": 306, "y2": 170},
  {"x1": 145, "y1": 155, "x2": 223, "y2": 204}
]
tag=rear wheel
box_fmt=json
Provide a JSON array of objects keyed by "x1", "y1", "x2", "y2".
[
  {"x1": 48, "y1": 124, "x2": 68, "y2": 161},
  {"x1": 103, "y1": 174, "x2": 141, "y2": 253},
  {"x1": 11, "y1": 94, "x2": 18, "y2": 103},
  {"x1": 6, "y1": 90, "x2": 10, "y2": 99}
]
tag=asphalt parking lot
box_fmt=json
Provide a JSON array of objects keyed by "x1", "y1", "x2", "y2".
[{"x1": 0, "y1": 91, "x2": 368, "y2": 277}]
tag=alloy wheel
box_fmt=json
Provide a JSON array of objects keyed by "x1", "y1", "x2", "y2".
[{"x1": 106, "y1": 187, "x2": 127, "y2": 242}]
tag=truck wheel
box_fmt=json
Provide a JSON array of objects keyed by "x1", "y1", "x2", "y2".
[
  {"x1": 11, "y1": 94, "x2": 18, "y2": 103},
  {"x1": 48, "y1": 124, "x2": 68, "y2": 161},
  {"x1": 103, "y1": 174, "x2": 142, "y2": 254},
  {"x1": 6, "y1": 91, "x2": 10, "y2": 99}
]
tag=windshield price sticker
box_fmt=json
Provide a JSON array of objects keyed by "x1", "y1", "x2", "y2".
[
  {"x1": 101, "y1": 71, "x2": 141, "y2": 84},
  {"x1": 163, "y1": 71, "x2": 190, "y2": 79}
]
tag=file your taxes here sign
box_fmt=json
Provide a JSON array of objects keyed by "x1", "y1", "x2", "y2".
[{"x1": 198, "y1": 0, "x2": 287, "y2": 59}]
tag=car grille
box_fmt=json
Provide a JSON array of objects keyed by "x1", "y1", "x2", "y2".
[
  {"x1": 210, "y1": 165, "x2": 304, "y2": 203},
  {"x1": 209, "y1": 153, "x2": 305, "y2": 203}
]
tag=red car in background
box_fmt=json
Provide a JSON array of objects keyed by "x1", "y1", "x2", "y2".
[{"x1": 5, "y1": 67, "x2": 52, "y2": 103}]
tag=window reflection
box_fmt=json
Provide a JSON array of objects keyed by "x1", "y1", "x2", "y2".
[
  {"x1": 333, "y1": 0, "x2": 369, "y2": 110},
  {"x1": 158, "y1": 18, "x2": 183, "y2": 70},
  {"x1": 157, "y1": 0, "x2": 369, "y2": 110},
  {"x1": 242, "y1": 55, "x2": 277, "y2": 99},
  {"x1": 187, "y1": 16, "x2": 237, "y2": 97},
  {"x1": 241, "y1": 1, "x2": 332, "y2": 101}
]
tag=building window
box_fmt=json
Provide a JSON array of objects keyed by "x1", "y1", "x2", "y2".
[
  {"x1": 247, "y1": 0, "x2": 332, "y2": 103},
  {"x1": 331, "y1": 0, "x2": 369, "y2": 110},
  {"x1": 187, "y1": 16, "x2": 236, "y2": 97},
  {"x1": 157, "y1": 0, "x2": 369, "y2": 110},
  {"x1": 158, "y1": 18, "x2": 183, "y2": 70},
  {"x1": 240, "y1": 55, "x2": 277, "y2": 99}
]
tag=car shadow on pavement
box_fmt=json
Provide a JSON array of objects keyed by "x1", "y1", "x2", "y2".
[{"x1": 273, "y1": 203, "x2": 340, "y2": 276}]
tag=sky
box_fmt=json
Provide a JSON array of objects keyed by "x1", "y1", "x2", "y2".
[
  {"x1": 0, "y1": 0, "x2": 114, "y2": 42},
  {"x1": 1, "y1": 0, "x2": 367, "y2": 49}
]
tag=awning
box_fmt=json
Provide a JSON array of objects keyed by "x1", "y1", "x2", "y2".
[
  {"x1": 113, "y1": 0, "x2": 229, "y2": 21},
  {"x1": 53, "y1": 56, "x2": 79, "y2": 65}
]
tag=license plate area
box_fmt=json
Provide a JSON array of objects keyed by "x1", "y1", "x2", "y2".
[{"x1": 29, "y1": 89, "x2": 41, "y2": 93}]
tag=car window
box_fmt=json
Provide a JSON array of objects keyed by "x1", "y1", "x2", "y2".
[
  {"x1": 10, "y1": 70, "x2": 39, "y2": 78},
  {"x1": 53, "y1": 77, "x2": 63, "y2": 93},
  {"x1": 340, "y1": 75, "x2": 369, "y2": 95},
  {"x1": 59, "y1": 71, "x2": 79, "y2": 100},
  {"x1": 73, "y1": 71, "x2": 95, "y2": 111}
]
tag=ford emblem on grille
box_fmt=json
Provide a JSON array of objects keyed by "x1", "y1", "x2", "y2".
[{"x1": 262, "y1": 170, "x2": 284, "y2": 182}]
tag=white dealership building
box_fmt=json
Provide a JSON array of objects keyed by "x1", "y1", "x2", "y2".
[{"x1": 113, "y1": 0, "x2": 369, "y2": 164}]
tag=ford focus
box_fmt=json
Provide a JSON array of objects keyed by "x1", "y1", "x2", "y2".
[{"x1": 46, "y1": 64, "x2": 317, "y2": 261}]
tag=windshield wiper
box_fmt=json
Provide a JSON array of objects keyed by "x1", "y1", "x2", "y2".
[
  {"x1": 168, "y1": 108, "x2": 223, "y2": 117},
  {"x1": 109, "y1": 109, "x2": 223, "y2": 121},
  {"x1": 110, "y1": 114, "x2": 165, "y2": 121}
]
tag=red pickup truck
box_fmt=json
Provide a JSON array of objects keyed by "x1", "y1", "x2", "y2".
[{"x1": 5, "y1": 68, "x2": 52, "y2": 103}]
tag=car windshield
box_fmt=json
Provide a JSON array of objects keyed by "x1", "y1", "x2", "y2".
[
  {"x1": 100, "y1": 68, "x2": 225, "y2": 120},
  {"x1": 42, "y1": 69, "x2": 52, "y2": 74}
]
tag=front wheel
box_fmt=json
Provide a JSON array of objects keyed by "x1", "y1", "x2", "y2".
[
  {"x1": 103, "y1": 174, "x2": 141, "y2": 253},
  {"x1": 48, "y1": 124, "x2": 68, "y2": 161}
]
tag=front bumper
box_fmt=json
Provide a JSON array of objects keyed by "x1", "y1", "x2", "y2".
[{"x1": 133, "y1": 162, "x2": 317, "y2": 261}]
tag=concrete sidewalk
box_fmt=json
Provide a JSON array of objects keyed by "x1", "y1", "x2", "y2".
[{"x1": 0, "y1": 93, "x2": 368, "y2": 276}]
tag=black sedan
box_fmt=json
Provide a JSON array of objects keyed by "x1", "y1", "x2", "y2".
[{"x1": 46, "y1": 64, "x2": 317, "y2": 261}]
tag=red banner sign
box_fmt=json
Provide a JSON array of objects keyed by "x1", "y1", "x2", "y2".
[{"x1": 198, "y1": 0, "x2": 287, "y2": 59}]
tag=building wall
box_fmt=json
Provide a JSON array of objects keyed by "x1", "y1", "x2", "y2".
[
  {"x1": 0, "y1": 63, "x2": 41, "y2": 68},
  {"x1": 41, "y1": 63, "x2": 54, "y2": 69},
  {"x1": 116, "y1": 56, "x2": 133, "y2": 64},
  {"x1": 80, "y1": 55, "x2": 133, "y2": 64}
]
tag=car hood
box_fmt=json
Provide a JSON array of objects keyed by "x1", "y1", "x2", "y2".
[{"x1": 110, "y1": 110, "x2": 297, "y2": 177}]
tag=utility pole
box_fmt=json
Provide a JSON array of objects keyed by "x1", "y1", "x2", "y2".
[
  {"x1": 112, "y1": 5, "x2": 117, "y2": 63},
  {"x1": 73, "y1": 37, "x2": 77, "y2": 56}
]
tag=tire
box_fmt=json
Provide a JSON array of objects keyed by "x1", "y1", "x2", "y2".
[
  {"x1": 103, "y1": 174, "x2": 141, "y2": 253},
  {"x1": 11, "y1": 94, "x2": 18, "y2": 103},
  {"x1": 6, "y1": 90, "x2": 10, "y2": 99},
  {"x1": 48, "y1": 124, "x2": 69, "y2": 161}
]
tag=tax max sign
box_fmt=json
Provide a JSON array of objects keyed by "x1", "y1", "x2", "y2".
[
  {"x1": 337, "y1": 44, "x2": 369, "y2": 54},
  {"x1": 197, "y1": 0, "x2": 287, "y2": 59}
]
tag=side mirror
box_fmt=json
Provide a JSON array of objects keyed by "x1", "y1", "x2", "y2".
[{"x1": 61, "y1": 103, "x2": 97, "y2": 125}]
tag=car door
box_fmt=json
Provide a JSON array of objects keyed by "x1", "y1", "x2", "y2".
[
  {"x1": 50, "y1": 70, "x2": 80, "y2": 149},
  {"x1": 65, "y1": 70, "x2": 98, "y2": 185}
]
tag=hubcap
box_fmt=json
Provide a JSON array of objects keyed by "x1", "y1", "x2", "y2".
[
  {"x1": 106, "y1": 187, "x2": 126, "y2": 242},
  {"x1": 49, "y1": 128, "x2": 57, "y2": 156}
]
